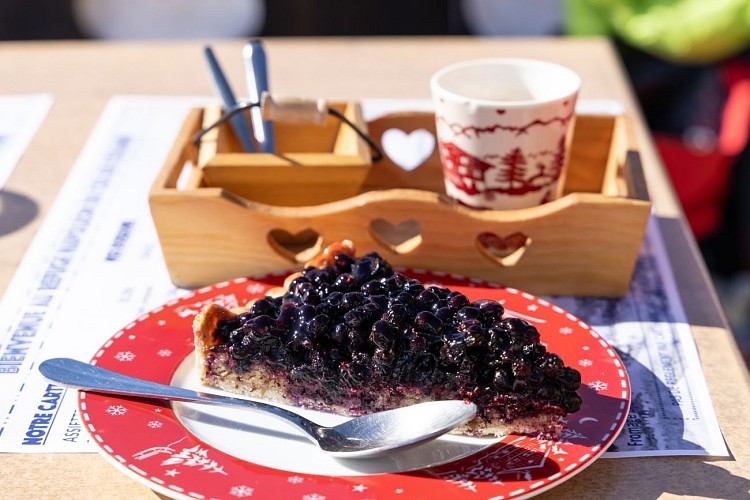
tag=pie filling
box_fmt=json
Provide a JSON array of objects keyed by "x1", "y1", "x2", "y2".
[{"x1": 194, "y1": 242, "x2": 582, "y2": 438}]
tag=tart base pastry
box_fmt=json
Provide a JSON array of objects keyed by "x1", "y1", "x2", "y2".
[{"x1": 194, "y1": 241, "x2": 581, "y2": 438}]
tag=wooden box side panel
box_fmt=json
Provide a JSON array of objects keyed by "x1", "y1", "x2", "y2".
[
  {"x1": 150, "y1": 189, "x2": 651, "y2": 296},
  {"x1": 564, "y1": 114, "x2": 621, "y2": 195}
]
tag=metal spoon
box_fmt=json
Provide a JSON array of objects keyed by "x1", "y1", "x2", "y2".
[{"x1": 39, "y1": 357, "x2": 477, "y2": 458}]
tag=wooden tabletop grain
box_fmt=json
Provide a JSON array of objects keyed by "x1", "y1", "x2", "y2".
[{"x1": 0, "y1": 37, "x2": 747, "y2": 499}]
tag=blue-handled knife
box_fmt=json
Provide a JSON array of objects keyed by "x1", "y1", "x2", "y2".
[
  {"x1": 203, "y1": 45, "x2": 255, "y2": 152},
  {"x1": 243, "y1": 39, "x2": 275, "y2": 152}
]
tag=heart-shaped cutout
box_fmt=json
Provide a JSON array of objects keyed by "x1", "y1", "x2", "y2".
[
  {"x1": 381, "y1": 128, "x2": 435, "y2": 171},
  {"x1": 369, "y1": 219, "x2": 422, "y2": 254},
  {"x1": 267, "y1": 228, "x2": 323, "y2": 263},
  {"x1": 476, "y1": 231, "x2": 531, "y2": 267}
]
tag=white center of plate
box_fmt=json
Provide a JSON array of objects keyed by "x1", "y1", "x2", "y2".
[{"x1": 170, "y1": 354, "x2": 497, "y2": 476}]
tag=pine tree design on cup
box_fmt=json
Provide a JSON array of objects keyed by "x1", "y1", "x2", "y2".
[{"x1": 431, "y1": 59, "x2": 581, "y2": 210}]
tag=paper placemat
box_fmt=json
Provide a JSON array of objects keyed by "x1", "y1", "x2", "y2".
[
  {"x1": 0, "y1": 94, "x2": 53, "y2": 190},
  {"x1": 0, "y1": 96, "x2": 727, "y2": 458}
]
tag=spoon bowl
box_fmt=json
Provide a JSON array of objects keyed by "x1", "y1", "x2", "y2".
[{"x1": 39, "y1": 357, "x2": 477, "y2": 458}]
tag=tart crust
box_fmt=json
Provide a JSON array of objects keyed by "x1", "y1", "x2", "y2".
[{"x1": 193, "y1": 241, "x2": 577, "y2": 438}]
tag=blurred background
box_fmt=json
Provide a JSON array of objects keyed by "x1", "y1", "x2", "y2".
[{"x1": 1, "y1": 0, "x2": 748, "y2": 365}]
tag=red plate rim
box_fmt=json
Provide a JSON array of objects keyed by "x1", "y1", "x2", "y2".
[{"x1": 79, "y1": 270, "x2": 630, "y2": 499}]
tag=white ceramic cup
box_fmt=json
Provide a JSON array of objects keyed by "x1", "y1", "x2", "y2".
[{"x1": 431, "y1": 58, "x2": 581, "y2": 210}]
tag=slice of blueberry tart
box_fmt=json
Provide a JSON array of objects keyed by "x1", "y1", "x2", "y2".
[{"x1": 193, "y1": 241, "x2": 582, "y2": 438}]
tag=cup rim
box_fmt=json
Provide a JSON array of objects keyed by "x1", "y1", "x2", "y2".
[{"x1": 430, "y1": 58, "x2": 581, "y2": 108}]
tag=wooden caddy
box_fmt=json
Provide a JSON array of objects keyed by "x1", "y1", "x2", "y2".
[{"x1": 149, "y1": 102, "x2": 651, "y2": 297}]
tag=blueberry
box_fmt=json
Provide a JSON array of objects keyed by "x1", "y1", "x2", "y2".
[
  {"x1": 297, "y1": 304, "x2": 317, "y2": 322},
  {"x1": 444, "y1": 372, "x2": 472, "y2": 392},
  {"x1": 527, "y1": 366, "x2": 545, "y2": 387},
  {"x1": 512, "y1": 378, "x2": 530, "y2": 393},
  {"x1": 276, "y1": 302, "x2": 298, "y2": 327},
  {"x1": 560, "y1": 391, "x2": 582, "y2": 413},
  {"x1": 348, "y1": 326, "x2": 369, "y2": 347},
  {"x1": 403, "y1": 279, "x2": 425, "y2": 294},
  {"x1": 462, "y1": 321, "x2": 487, "y2": 347},
  {"x1": 416, "y1": 289, "x2": 440, "y2": 309},
  {"x1": 351, "y1": 256, "x2": 378, "y2": 284},
  {"x1": 447, "y1": 292, "x2": 469, "y2": 311},
  {"x1": 476, "y1": 299, "x2": 505, "y2": 324},
  {"x1": 334, "y1": 273, "x2": 356, "y2": 292},
  {"x1": 499, "y1": 317, "x2": 541, "y2": 343},
  {"x1": 327, "y1": 346, "x2": 344, "y2": 364},
  {"x1": 512, "y1": 359, "x2": 531, "y2": 378},
  {"x1": 289, "y1": 327, "x2": 312, "y2": 349},
  {"x1": 522, "y1": 343, "x2": 547, "y2": 360},
  {"x1": 308, "y1": 314, "x2": 331, "y2": 338},
  {"x1": 412, "y1": 353, "x2": 439, "y2": 384},
  {"x1": 427, "y1": 286, "x2": 449, "y2": 299},
  {"x1": 216, "y1": 317, "x2": 241, "y2": 342},
  {"x1": 341, "y1": 291, "x2": 364, "y2": 309},
  {"x1": 434, "y1": 306, "x2": 454, "y2": 322},
  {"x1": 228, "y1": 328, "x2": 245, "y2": 345},
  {"x1": 306, "y1": 267, "x2": 336, "y2": 286},
  {"x1": 245, "y1": 315, "x2": 276, "y2": 340},
  {"x1": 367, "y1": 294, "x2": 388, "y2": 310},
  {"x1": 362, "y1": 279, "x2": 385, "y2": 295},
  {"x1": 315, "y1": 301, "x2": 336, "y2": 317},
  {"x1": 383, "y1": 303, "x2": 409, "y2": 327},
  {"x1": 559, "y1": 367, "x2": 581, "y2": 390},
  {"x1": 325, "y1": 290, "x2": 343, "y2": 306},
  {"x1": 371, "y1": 320, "x2": 397, "y2": 349},
  {"x1": 334, "y1": 253, "x2": 354, "y2": 271},
  {"x1": 331, "y1": 323, "x2": 348, "y2": 343},
  {"x1": 418, "y1": 330, "x2": 442, "y2": 350},
  {"x1": 383, "y1": 273, "x2": 407, "y2": 292},
  {"x1": 288, "y1": 275, "x2": 310, "y2": 291},
  {"x1": 281, "y1": 293, "x2": 302, "y2": 306},
  {"x1": 457, "y1": 306, "x2": 481, "y2": 322},
  {"x1": 414, "y1": 311, "x2": 443, "y2": 335},
  {"x1": 492, "y1": 369, "x2": 513, "y2": 390},
  {"x1": 250, "y1": 298, "x2": 278, "y2": 318},
  {"x1": 344, "y1": 305, "x2": 378, "y2": 329},
  {"x1": 351, "y1": 350, "x2": 371, "y2": 366},
  {"x1": 439, "y1": 333, "x2": 466, "y2": 367},
  {"x1": 458, "y1": 318, "x2": 482, "y2": 331},
  {"x1": 537, "y1": 381, "x2": 561, "y2": 401},
  {"x1": 373, "y1": 348, "x2": 395, "y2": 376},
  {"x1": 541, "y1": 353, "x2": 564, "y2": 376}
]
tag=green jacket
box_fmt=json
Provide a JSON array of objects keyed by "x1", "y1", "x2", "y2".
[{"x1": 564, "y1": 0, "x2": 750, "y2": 64}]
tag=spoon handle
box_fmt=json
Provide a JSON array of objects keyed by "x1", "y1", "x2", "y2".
[{"x1": 38, "y1": 357, "x2": 323, "y2": 442}]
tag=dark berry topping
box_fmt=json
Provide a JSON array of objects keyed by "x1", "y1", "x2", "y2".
[{"x1": 217, "y1": 251, "x2": 582, "y2": 421}]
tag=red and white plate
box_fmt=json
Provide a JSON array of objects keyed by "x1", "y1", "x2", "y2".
[{"x1": 80, "y1": 271, "x2": 630, "y2": 499}]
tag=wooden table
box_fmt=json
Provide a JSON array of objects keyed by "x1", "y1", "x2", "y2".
[{"x1": 0, "y1": 38, "x2": 748, "y2": 499}]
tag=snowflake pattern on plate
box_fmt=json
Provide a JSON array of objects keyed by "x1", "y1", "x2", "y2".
[
  {"x1": 229, "y1": 485, "x2": 254, "y2": 497},
  {"x1": 114, "y1": 351, "x2": 135, "y2": 362},
  {"x1": 105, "y1": 404, "x2": 127, "y2": 416},
  {"x1": 302, "y1": 494, "x2": 326, "y2": 500},
  {"x1": 79, "y1": 272, "x2": 630, "y2": 500},
  {"x1": 588, "y1": 381, "x2": 608, "y2": 392}
]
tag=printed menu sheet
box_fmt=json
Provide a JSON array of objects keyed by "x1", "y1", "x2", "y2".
[
  {"x1": 0, "y1": 94, "x2": 53, "y2": 189},
  {"x1": 0, "y1": 96, "x2": 728, "y2": 458}
]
